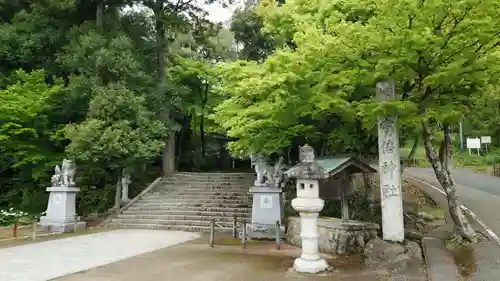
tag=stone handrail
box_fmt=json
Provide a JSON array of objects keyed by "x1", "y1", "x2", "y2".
[{"x1": 98, "y1": 177, "x2": 162, "y2": 227}]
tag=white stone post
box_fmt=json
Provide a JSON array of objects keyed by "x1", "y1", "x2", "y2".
[
  {"x1": 121, "y1": 173, "x2": 131, "y2": 205},
  {"x1": 377, "y1": 80, "x2": 404, "y2": 242}
]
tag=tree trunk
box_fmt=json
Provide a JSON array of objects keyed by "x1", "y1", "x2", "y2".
[
  {"x1": 95, "y1": 0, "x2": 105, "y2": 86},
  {"x1": 96, "y1": 1, "x2": 104, "y2": 34},
  {"x1": 163, "y1": 134, "x2": 176, "y2": 176},
  {"x1": 200, "y1": 83, "x2": 209, "y2": 158},
  {"x1": 401, "y1": 135, "x2": 420, "y2": 175},
  {"x1": 408, "y1": 135, "x2": 420, "y2": 160},
  {"x1": 421, "y1": 121, "x2": 477, "y2": 243},
  {"x1": 176, "y1": 114, "x2": 190, "y2": 168},
  {"x1": 200, "y1": 113, "x2": 206, "y2": 158},
  {"x1": 154, "y1": 0, "x2": 176, "y2": 176},
  {"x1": 113, "y1": 174, "x2": 122, "y2": 210}
]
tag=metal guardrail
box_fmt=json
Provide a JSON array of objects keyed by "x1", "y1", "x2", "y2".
[{"x1": 208, "y1": 217, "x2": 282, "y2": 250}]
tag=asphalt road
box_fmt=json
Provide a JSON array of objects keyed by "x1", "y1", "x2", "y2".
[{"x1": 406, "y1": 167, "x2": 500, "y2": 281}]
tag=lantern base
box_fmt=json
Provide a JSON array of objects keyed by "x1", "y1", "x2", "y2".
[{"x1": 293, "y1": 257, "x2": 329, "y2": 274}]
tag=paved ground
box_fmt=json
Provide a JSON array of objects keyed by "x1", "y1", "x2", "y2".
[
  {"x1": 0, "y1": 229, "x2": 200, "y2": 281},
  {"x1": 406, "y1": 168, "x2": 500, "y2": 281},
  {"x1": 53, "y1": 235, "x2": 425, "y2": 281}
]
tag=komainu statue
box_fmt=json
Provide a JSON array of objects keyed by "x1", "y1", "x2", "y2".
[
  {"x1": 51, "y1": 159, "x2": 76, "y2": 187},
  {"x1": 250, "y1": 154, "x2": 288, "y2": 188}
]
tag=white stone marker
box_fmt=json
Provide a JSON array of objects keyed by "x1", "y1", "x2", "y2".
[
  {"x1": 289, "y1": 145, "x2": 329, "y2": 273},
  {"x1": 377, "y1": 80, "x2": 404, "y2": 242},
  {"x1": 121, "y1": 173, "x2": 131, "y2": 205}
]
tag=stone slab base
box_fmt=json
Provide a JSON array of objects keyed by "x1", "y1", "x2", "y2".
[
  {"x1": 38, "y1": 221, "x2": 86, "y2": 233},
  {"x1": 245, "y1": 223, "x2": 285, "y2": 240},
  {"x1": 293, "y1": 257, "x2": 329, "y2": 274},
  {"x1": 287, "y1": 217, "x2": 379, "y2": 255}
]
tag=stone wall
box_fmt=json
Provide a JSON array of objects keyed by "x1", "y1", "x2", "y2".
[{"x1": 287, "y1": 216, "x2": 379, "y2": 255}]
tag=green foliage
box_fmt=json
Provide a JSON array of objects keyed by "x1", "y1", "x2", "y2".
[
  {"x1": 212, "y1": 0, "x2": 500, "y2": 162},
  {"x1": 454, "y1": 148, "x2": 500, "y2": 167},
  {"x1": 0, "y1": 0, "x2": 239, "y2": 214},
  {"x1": 0, "y1": 70, "x2": 66, "y2": 213},
  {"x1": 230, "y1": 5, "x2": 275, "y2": 61},
  {"x1": 0, "y1": 70, "x2": 63, "y2": 169}
]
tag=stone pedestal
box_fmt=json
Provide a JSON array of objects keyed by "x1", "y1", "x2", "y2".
[
  {"x1": 292, "y1": 197, "x2": 329, "y2": 273},
  {"x1": 287, "y1": 217, "x2": 380, "y2": 256},
  {"x1": 39, "y1": 187, "x2": 86, "y2": 233},
  {"x1": 246, "y1": 186, "x2": 285, "y2": 239}
]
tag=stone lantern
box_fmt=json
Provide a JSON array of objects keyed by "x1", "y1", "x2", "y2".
[
  {"x1": 286, "y1": 152, "x2": 378, "y2": 257},
  {"x1": 285, "y1": 144, "x2": 329, "y2": 273}
]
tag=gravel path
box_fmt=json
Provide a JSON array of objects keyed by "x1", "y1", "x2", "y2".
[
  {"x1": 0, "y1": 229, "x2": 200, "y2": 281},
  {"x1": 406, "y1": 168, "x2": 500, "y2": 281}
]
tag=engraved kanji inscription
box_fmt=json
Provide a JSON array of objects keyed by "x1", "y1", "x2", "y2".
[
  {"x1": 381, "y1": 160, "x2": 397, "y2": 179},
  {"x1": 379, "y1": 118, "x2": 395, "y2": 136},
  {"x1": 380, "y1": 138, "x2": 396, "y2": 155},
  {"x1": 376, "y1": 82, "x2": 395, "y2": 101},
  {"x1": 382, "y1": 184, "x2": 400, "y2": 198}
]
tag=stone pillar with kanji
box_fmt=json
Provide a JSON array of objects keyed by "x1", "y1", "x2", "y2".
[{"x1": 377, "y1": 80, "x2": 404, "y2": 242}]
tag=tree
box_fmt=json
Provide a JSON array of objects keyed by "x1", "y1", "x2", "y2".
[
  {"x1": 0, "y1": 0, "x2": 244, "y2": 213},
  {"x1": 64, "y1": 83, "x2": 167, "y2": 173},
  {"x1": 230, "y1": 4, "x2": 275, "y2": 61},
  {"x1": 0, "y1": 70, "x2": 65, "y2": 211},
  {"x1": 215, "y1": 0, "x2": 500, "y2": 243},
  {"x1": 138, "y1": 0, "x2": 235, "y2": 175}
]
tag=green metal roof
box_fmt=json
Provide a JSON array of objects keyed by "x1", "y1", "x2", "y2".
[
  {"x1": 317, "y1": 156, "x2": 376, "y2": 177},
  {"x1": 285, "y1": 156, "x2": 376, "y2": 179},
  {"x1": 315, "y1": 157, "x2": 352, "y2": 172}
]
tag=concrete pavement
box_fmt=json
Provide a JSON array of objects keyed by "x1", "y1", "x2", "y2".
[
  {"x1": 54, "y1": 236, "x2": 426, "y2": 281},
  {"x1": 0, "y1": 229, "x2": 200, "y2": 281}
]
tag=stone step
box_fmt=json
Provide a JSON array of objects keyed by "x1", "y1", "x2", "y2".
[
  {"x1": 139, "y1": 196, "x2": 251, "y2": 204},
  {"x1": 126, "y1": 205, "x2": 251, "y2": 212},
  {"x1": 151, "y1": 191, "x2": 248, "y2": 197},
  {"x1": 116, "y1": 214, "x2": 250, "y2": 222},
  {"x1": 121, "y1": 209, "x2": 251, "y2": 217},
  {"x1": 162, "y1": 181, "x2": 252, "y2": 185},
  {"x1": 161, "y1": 180, "x2": 251, "y2": 184},
  {"x1": 110, "y1": 218, "x2": 238, "y2": 227},
  {"x1": 105, "y1": 223, "x2": 213, "y2": 232},
  {"x1": 133, "y1": 202, "x2": 251, "y2": 209},
  {"x1": 156, "y1": 186, "x2": 249, "y2": 192},
  {"x1": 172, "y1": 173, "x2": 254, "y2": 177},
  {"x1": 152, "y1": 191, "x2": 250, "y2": 196},
  {"x1": 168, "y1": 175, "x2": 256, "y2": 181},
  {"x1": 159, "y1": 182, "x2": 250, "y2": 188},
  {"x1": 174, "y1": 172, "x2": 253, "y2": 175},
  {"x1": 138, "y1": 199, "x2": 251, "y2": 206},
  {"x1": 144, "y1": 193, "x2": 251, "y2": 200},
  {"x1": 163, "y1": 181, "x2": 253, "y2": 185},
  {"x1": 138, "y1": 192, "x2": 252, "y2": 200}
]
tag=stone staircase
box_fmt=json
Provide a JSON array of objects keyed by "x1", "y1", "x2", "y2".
[{"x1": 107, "y1": 172, "x2": 254, "y2": 232}]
